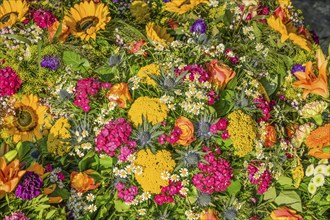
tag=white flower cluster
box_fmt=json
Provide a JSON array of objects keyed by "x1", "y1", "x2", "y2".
[{"x1": 306, "y1": 160, "x2": 330, "y2": 194}]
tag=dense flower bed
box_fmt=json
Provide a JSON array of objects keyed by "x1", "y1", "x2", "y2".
[{"x1": 0, "y1": 0, "x2": 329, "y2": 219}]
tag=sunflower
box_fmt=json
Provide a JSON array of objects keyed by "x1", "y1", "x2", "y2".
[
  {"x1": 164, "y1": 0, "x2": 209, "y2": 15},
  {"x1": 4, "y1": 94, "x2": 51, "y2": 143},
  {"x1": 64, "y1": 1, "x2": 111, "y2": 41},
  {"x1": 0, "y1": 0, "x2": 29, "y2": 30},
  {"x1": 146, "y1": 22, "x2": 173, "y2": 47}
]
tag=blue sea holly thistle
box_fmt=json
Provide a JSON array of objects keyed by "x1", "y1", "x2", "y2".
[{"x1": 131, "y1": 115, "x2": 164, "y2": 154}]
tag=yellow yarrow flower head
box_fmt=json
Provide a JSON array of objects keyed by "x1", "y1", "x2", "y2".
[
  {"x1": 47, "y1": 118, "x2": 72, "y2": 156},
  {"x1": 227, "y1": 110, "x2": 257, "y2": 157},
  {"x1": 134, "y1": 149, "x2": 176, "y2": 194},
  {"x1": 137, "y1": 63, "x2": 160, "y2": 86},
  {"x1": 130, "y1": 1, "x2": 150, "y2": 23},
  {"x1": 146, "y1": 22, "x2": 174, "y2": 47},
  {"x1": 128, "y1": 96, "x2": 169, "y2": 127}
]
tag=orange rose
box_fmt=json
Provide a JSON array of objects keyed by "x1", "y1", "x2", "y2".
[
  {"x1": 206, "y1": 60, "x2": 236, "y2": 90},
  {"x1": 175, "y1": 116, "x2": 195, "y2": 146},
  {"x1": 270, "y1": 207, "x2": 303, "y2": 220},
  {"x1": 70, "y1": 170, "x2": 100, "y2": 193},
  {"x1": 48, "y1": 20, "x2": 70, "y2": 43},
  {"x1": 264, "y1": 123, "x2": 277, "y2": 147},
  {"x1": 0, "y1": 158, "x2": 26, "y2": 199},
  {"x1": 107, "y1": 83, "x2": 132, "y2": 108},
  {"x1": 200, "y1": 209, "x2": 220, "y2": 220}
]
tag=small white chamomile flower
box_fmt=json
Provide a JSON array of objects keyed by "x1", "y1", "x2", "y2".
[{"x1": 137, "y1": 209, "x2": 146, "y2": 215}]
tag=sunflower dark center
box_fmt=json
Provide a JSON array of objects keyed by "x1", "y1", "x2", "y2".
[
  {"x1": 76, "y1": 16, "x2": 99, "y2": 32},
  {"x1": 0, "y1": 12, "x2": 18, "y2": 24},
  {"x1": 14, "y1": 106, "x2": 38, "y2": 132}
]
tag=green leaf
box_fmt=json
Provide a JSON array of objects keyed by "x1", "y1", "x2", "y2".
[
  {"x1": 95, "y1": 205, "x2": 109, "y2": 219},
  {"x1": 100, "y1": 156, "x2": 113, "y2": 169},
  {"x1": 114, "y1": 199, "x2": 130, "y2": 212},
  {"x1": 274, "y1": 191, "x2": 302, "y2": 212},
  {"x1": 16, "y1": 142, "x2": 32, "y2": 160},
  {"x1": 96, "y1": 65, "x2": 113, "y2": 75},
  {"x1": 52, "y1": 22, "x2": 63, "y2": 43},
  {"x1": 46, "y1": 210, "x2": 56, "y2": 219},
  {"x1": 227, "y1": 181, "x2": 242, "y2": 196},
  {"x1": 214, "y1": 90, "x2": 235, "y2": 116},
  {"x1": 252, "y1": 22, "x2": 262, "y2": 42},
  {"x1": 260, "y1": 74, "x2": 278, "y2": 96},
  {"x1": 4, "y1": 34, "x2": 32, "y2": 45},
  {"x1": 78, "y1": 151, "x2": 99, "y2": 171},
  {"x1": 263, "y1": 187, "x2": 276, "y2": 201},
  {"x1": 37, "y1": 40, "x2": 43, "y2": 68},
  {"x1": 277, "y1": 176, "x2": 293, "y2": 186},
  {"x1": 63, "y1": 51, "x2": 90, "y2": 72}
]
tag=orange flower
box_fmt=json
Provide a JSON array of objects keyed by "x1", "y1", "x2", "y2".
[
  {"x1": 270, "y1": 207, "x2": 303, "y2": 220},
  {"x1": 70, "y1": 170, "x2": 100, "y2": 193},
  {"x1": 26, "y1": 162, "x2": 45, "y2": 177},
  {"x1": 305, "y1": 124, "x2": 330, "y2": 159},
  {"x1": 292, "y1": 49, "x2": 329, "y2": 99},
  {"x1": 44, "y1": 184, "x2": 63, "y2": 203},
  {"x1": 200, "y1": 209, "x2": 220, "y2": 220},
  {"x1": 175, "y1": 116, "x2": 195, "y2": 146},
  {"x1": 129, "y1": 39, "x2": 146, "y2": 54},
  {"x1": 264, "y1": 123, "x2": 277, "y2": 147},
  {"x1": 48, "y1": 20, "x2": 70, "y2": 43},
  {"x1": 107, "y1": 83, "x2": 132, "y2": 108},
  {"x1": 0, "y1": 158, "x2": 26, "y2": 199},
  {"x1": 206, "y1": 60, "x2": 236, "y2": 90}
]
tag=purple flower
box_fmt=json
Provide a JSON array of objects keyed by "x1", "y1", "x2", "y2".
[
  {"x1": 190, "y1": 19, "x2": 207, "y2": 34},
  {"x1": 291, "y1": 64, "x2": 305, "y2": 75},
  {"x1": 40, "y1": 56, "x2": 60, "y2": 70},
  {"x1": 15, "y1": 171, "x2": 44, "y2": 201},
  {"x1": 3, "y1": 211, "x2": 30, "y2": 220}
]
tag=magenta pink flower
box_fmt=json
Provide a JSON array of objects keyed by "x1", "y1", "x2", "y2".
[
  {"x1": 116, "y1": 182, "x2": 138, "y2": 202},
  {"x1": 175, "y1": 64, "x2": 210, "y2": 82},
  {"x1": 95, "y1": 118, "x2": 136, "y2": 161},
  {"x1": 74, "y1": 77, "x2": 102, "y2": 112},
  {"x1": 247, "y1": 162, "x2": 272, "y2": 194},
  {"x1": 192, "y1": 150, "x2": 233, "y2": 193},
  {"x1": 32, "y1": 9, "x2": 57, "y2": 28},
  {"x1": 0, "y1": 66, "x2": 22, "y2": 97}
]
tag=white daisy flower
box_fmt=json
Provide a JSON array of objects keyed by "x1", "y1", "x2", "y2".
[
  {"x1": 308, "y1": 182, "x2": 317, "y2": 195},
  {"x1": 305, "y1": 164, "x2": 314, "y2": 177},
  {"x1": 312, "y1": 174, "x2": 325, "y2": 187}
]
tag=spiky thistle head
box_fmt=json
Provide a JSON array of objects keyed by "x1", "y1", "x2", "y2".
[
  {"x1": 195, "y1": 114, "x2": 217, "y2": 141},
  {"x1": 132, "y1": 115, "x2": 164, "y2": 154},
  {"x1": 197, "y1": 193, "x2": 212, "y2": 207},
  {"x1": 224, "y1": 207, "x2": 237, "y2": 220},
  {"x1": 148, "y1": 66, "x2": 187, "y2": 92},
  {"x1": 175, "y1": 143, "x2": 207, "y2": 170}
]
